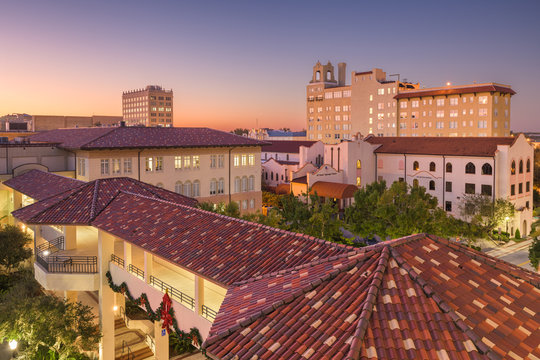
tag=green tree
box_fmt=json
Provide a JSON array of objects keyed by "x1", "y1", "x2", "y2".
[
  {"x1": 0, "y1": 272, "x2": 101, "y2": 359},
  {"x1": 305, "y1": 194, "x2": 345, "y2": 243},
  {"x1": 529, "y1": 237, "x2": 540, "y2": 270},
  {"x1": 222, "y1": 201, "x2": 240, "y2": 218},
  {"x1": 231, "y1": 128, "x2": 249, "y2": 136},
  {"x1": 459, "y1": 194, "x2": 514, "y2": 236},
  {"x1": 345, "y1": 181, "x2": 460, "y2": 239},
  {"x1": 0, "y1": 225, "x2": 32, "y2": 274},
  {"x1": 279, "y1": 193, "x2": 312, "y2": 232}
]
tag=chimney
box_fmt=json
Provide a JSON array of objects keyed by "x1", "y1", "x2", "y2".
[{"x1": 337, "y1": 62, "x2": 346, "y2": 86}]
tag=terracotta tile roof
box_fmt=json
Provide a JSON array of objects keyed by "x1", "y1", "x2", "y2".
[
  {"x1": 261, "y1": 140, "x2": 316, "y2": 154},
  {"x1": 12, "y1": 177, "x2": 198, "y2": 225},
  {"x1": 263, "y1": 158, "x2": 299, "y2": 166},
  {"x1": 310, "y1": 181, "x2": 358, "y2": 199},
  {"x1": 29, "y1": 127, "x2": 266, "y2": 150},
  {"x1": 204, "y1": 234, "x2": 540, "y2": 360},
  {"x1": 394, "y1": 84, "x2": 516, "y2": 99},
  {"x1": 366, "y1": 136, "x2": 517, "y2": 157},
  {"x1": 91, "y1": 192, "x2": 351, "y2": 285},
  {"x1": 3, "y1": 170, "x2": 84, "y2": 201},
  {"x1": 291, "y1": 176, "x2": 307, "y2": 184}
]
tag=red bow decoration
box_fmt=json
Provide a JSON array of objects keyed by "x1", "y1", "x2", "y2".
[{"x1": 160, "y1": 290, "x2": 173, "y2": 334}]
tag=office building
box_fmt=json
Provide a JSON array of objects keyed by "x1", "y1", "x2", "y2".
[{"x1": 122, "y1": 85, "x2": 173, "y2": 127}]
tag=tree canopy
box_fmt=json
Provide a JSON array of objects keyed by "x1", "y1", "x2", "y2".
[{"x1": 0, "y1": 225, "x2": 32, "y2": 274}]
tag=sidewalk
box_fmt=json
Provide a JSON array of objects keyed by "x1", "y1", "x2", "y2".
[{"x1": 484, "y1": 238, "x2": 532, "y2": 258}]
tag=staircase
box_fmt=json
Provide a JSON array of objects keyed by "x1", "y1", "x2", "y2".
[{"x1": 115, "y1": 317, "x2": 154, "y2": 360}]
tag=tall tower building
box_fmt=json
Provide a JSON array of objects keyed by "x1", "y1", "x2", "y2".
[
  {"x1": 306, "y1": 61, "x2": 352, "y2": 144},
  {"x1": 122, "y1": 85, "x2": 173, "y2": 127}
]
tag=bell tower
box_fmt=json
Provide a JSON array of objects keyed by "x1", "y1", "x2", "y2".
[{"x1": 310, "y1": 61, "x2": 337, "y2": 84}]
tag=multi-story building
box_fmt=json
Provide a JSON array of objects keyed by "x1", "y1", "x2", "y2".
[
  {"x1": 367, "y1": 134, "x2": 533, "y2": 235},
  {"x1": 25, "y1": 126, "x2": 264, "y2": 214},
  {"x1": 395, "y1": 83, "x2": 515, "y2": 137},
  {"x1": 306, "y1": 62, "x2": 352, "y2": 143},
  {"x1": 122, "y1": 85, "x2": 173, "y2": 127},
  {"x1": 306, "y1": 62, "x2": 516, "y2": 141}
]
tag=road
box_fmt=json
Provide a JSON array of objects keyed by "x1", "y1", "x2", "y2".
[{"x1": 485, "y1": 239, "x2": 535, "y2": 272}]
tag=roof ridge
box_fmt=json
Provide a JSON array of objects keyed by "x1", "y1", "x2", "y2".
[
  {"x1": 389, "y1": 245, "x2": 498, "y2": 358},
  {"x1": 77, "y1": 127, "x2": 117, "y2": 149},
  {"x1": 230, "y1": 249, "x2": 368, "y2": 286},
  {"x1": 202, "y1": 252, "x2": 370, "y2": 349},
  {"x1": 347, "y1": 246, "x2": 390, "y2": 360},
  {"x1": 88, "y1": 179, "x2": 101, "y2": 220},
  {"x1": 426, "y1": 234, "x2": 540, "y2": 288},
  {"x1": 101, "y1": 190, "x2": 353, "y2": 251}
]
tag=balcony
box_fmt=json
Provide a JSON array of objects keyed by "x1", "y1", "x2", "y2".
[{"x1": 33, "y1": 230, "x2": 100, "y2": 291}]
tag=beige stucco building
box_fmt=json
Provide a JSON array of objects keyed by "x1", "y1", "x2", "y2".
[
  {"x1": 122, "y1": 85, "x2": 173, "y2": 127},
  {"x1": 395, "y1": 83, "x2": 515, "y2": 137}
]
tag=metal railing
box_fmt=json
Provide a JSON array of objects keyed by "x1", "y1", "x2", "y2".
[
  {"x1": 145, "y1": 334, "x2": 155, "y2": 354},
  {"x1": 121, "y1": 340, "x2": 134, "y2": 360},
  {"x1": 111, "y1": 254, "x2": 125, "y2": 268},
  {"x1": 149, "y1": 275, "x2": 195, "y2": 309},
  {"x1": 202, "y1": 305, "x2": 218, "y2": 321},
  {"x1": 35, "y1": 252, "x2": 98, "y2": 273},
  {"x1": 128, "y1": 264, "x2": 144, "y2": 279},
  {"x1": 119, "y1": 306, "x2": 129, "y2": 327},
  {"x1": 36, "y1": 236, "x2": 64, "y2": 254}
]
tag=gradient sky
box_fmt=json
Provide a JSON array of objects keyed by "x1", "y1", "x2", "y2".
[{"x1": 1, "y1": 0, "x2": 539, "y2": 131}]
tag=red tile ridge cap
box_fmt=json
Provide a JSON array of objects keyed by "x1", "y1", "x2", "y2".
[
  {"x1": 389, "y1": 242, "x2": 498, "y2": 358},
  {"x1": 98, "y1": 191, "x2": 354, "y2": 251},
  {"x1": 230, "y1": 249, "x2": 371, "y2": 287},
  {"x1": 89, "y1": 180, "x2": 101, "y2": 220},
  {"x1": 202, "y1": 253, "x2": 367, "y2": 349},
  {"x1": 347, "y1": 246, "x2": 391, "y2": 360}
]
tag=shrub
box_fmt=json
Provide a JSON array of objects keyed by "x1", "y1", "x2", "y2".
[{"x1": 515, "y1": 229, "x2": 521, "y2": 239}]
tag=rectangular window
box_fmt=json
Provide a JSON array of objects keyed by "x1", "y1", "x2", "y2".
[
  {"x1": 192, "y1": 155, "x2": 200, "y2": 169},
  {"x1": 378, "y1": 89, "x2": 385, "y2": 95},
  {"x1": 436, "y1": 110, "x2": 444, "y2": 118},
  {"x1": 479, "y1": 108, "x2": 488, "y2": 117},
  {"x1": 101, "y1": 159, "x2": 110, "y2": 175},
  {"x1": 481, "y1": 184, "x2": 492, "y2": 196},
  {"x1": 184, "y1": 156, "x2": 191, "y2": 169},
  {"x1": 510, "y1": 184, "x2": 515, "y2": 196},
  {"x1": 77, "y1": 158, "x2": 86, "y2": 176},
  {"x1": 479, "y1": 96, "x2": 488, "y2": 104},
  {"x1": 465, "y1": 183, "x2": 475, "y2": 194},
  {"x1": 241, "y1": 154, "x2": 247, "y2": 166},
  {"x1": 526, "y1": 181, "x2": 530, "y2": 192},
  {"x1": 218, "y1": 154, "x2": 225, "y2": 168},
  {"x1": 411, "y1": 100, "x2": 419, "y2": 108},
  {"x1": 446, "y1": 181, "x2": 452, "y2": 192},
  {"x1": 145, "y1": 157, "x2": 153, "y2": 172},
  {"x1": 175, "y1": 156, "x2": 182, "y2": 169},
  {"x1": 400, "y1": 102, "x2": 408, "y2": 109},
  {"x1": 210, "y1": 155, "x2": 217, "y2": 168},
  {"x1": 112, "y1": 159, "x2": 121, "y2": 175},
  {"x1": 436, "y1": 99, "x2": 445, "y2": 106},
  {"x1": 518, "y1": 183, "x2": 523, "y2": 194},
  {"x1": 449, "y1": 98, "x2": 458, "y2": 106},
  {"x1": 155, "y1": 156, "x2": 163, "y2": 171},
  {"x1": 233, "y1": 155, "x2": 240, "y2": 167},
  {"x1": 445, "y1": 201, "x2": 452, "y2": 212},
  {"x1": 248, "y1": 154, "x2": 255, "y2": 166},
  {"x1": 343, "y1": 90, "x2": 351, "y2": 97},
  {"x1": 124, "y1": 158, "x2": 132, "y2": 174}
]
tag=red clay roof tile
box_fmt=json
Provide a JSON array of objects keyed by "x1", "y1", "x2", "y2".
[
  {"x1": 3, "y1": 170, "x2": 84, "y2": 201},
  {"x1": 261, "y1": 141, "x2": 317, "y2": 154},
  {"x1": 394, "y1": 84, "x2": 516, "y2": 99}
]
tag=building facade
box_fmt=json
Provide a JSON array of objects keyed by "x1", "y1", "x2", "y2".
[
  {"x1": 122, "y1": 85, "x2": 173, "y2": 127},
  {"x1": 27, "y1": 126, "x2": 264, "y2": 214},
  {"x1": 395, "y1": 84, "x2": 515, "y2": 137}
]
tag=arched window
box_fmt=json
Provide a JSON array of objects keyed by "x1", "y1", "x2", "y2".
[
  {"x1": 446, "y1": 163, "x2": 452, "y2": 173},
  {"x1": 519, "y1": 160, "x2": 523, "y2": 174},
  {"x1": 248, "y1": 175, "x2": 255, "y2": 191},
  {"x1": 175, "y1": 181, "x2": 183, "y2": 194},
  {"x1": 193, "y1": 180, "x2": 200, "y2": 197},
  {"x1": 210, "y1": 179, "x2": 217, "y2": 195},
  {"x1": 413, "y1": 179, "x2": 419, "y2": 187},
  {"x1": 234, "y1": 177, "x2": 241, "y2": 193},
  {"x1": 481, "y1": 163, "x2": 492, "y2": 175},
  {"x1": 241, "y1": 176, "x2": 248, "y2": 192},
  {"x1": 316, "y1": 71, "x2": 321, "y2": 81},
  {"x1": 429, "y1": 180, "x2": 435, "y2": 190},
  {"x1": 413, "y1": 161, "x2": 419, "y2": 171},
  {"x1": 155, "y1": 183, "x2": 163, "y2": 188},
  {"x1": 356, "y1": 160, "x2": 362, "y2": 169},
  {"x1": 326, "y1": 70, "x2": 331, "y2": 81},
  {"x1": 465, "y1": 162, "x2": 476, "y2": 174},
  {"x1": 218, "y1": 178, "x2": 224, "y2": 194},
  {"x1": 511, "y1": 160, "x2": 516, "y2": 175},
  {"x1": 356, "y1": 177, "x2": 361, "y2": 186},
  {"x1": 265, "y1": 172, "x2": 268, "y2": 180},
  {"x1": 526, "y1": 158, "x2": 531, "y2": 173},
  {"x1": 183, "y1": 181, "x2": 192, "y2": 197},
  {"x1": 271, "y1": 172, "x2": 274, "y2": 181},
  {"x1": 429, "y1": 162, "x2": 436, "y2": 172}
]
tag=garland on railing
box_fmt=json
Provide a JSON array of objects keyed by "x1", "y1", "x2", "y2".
[{"x1": 106, "y1": 271, "x2": 204, "y2": 353}]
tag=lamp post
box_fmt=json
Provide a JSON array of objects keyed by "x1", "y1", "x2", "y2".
[
  {"x1": 505, "y1": 216, "x2": 510, "y2": 233},
  {"x1": 8, "y1": 340, "x2": 17, "y2": 359}
]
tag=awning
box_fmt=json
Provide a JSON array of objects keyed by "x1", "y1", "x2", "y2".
[{"x1": 309, "y1": 181, "x2": 358, "y2": 199}]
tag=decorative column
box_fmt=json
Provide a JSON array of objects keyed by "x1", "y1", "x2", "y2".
[
  {"x1": 144, "y1": 251, "x2": 153, "y2": 284},
  {"x1": 98, "y1": 230, "x2": 115, "y2": 360},
  {"x1": 194, "y1": 275, "x2": 205, "y2": 315},
  {"x1": 64, "y1": 225, "x2": 77, "y2": 250}
]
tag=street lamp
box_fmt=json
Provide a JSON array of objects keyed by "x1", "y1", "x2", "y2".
[
  {"x1": 505, "y1": 216, "x2": 510, "y2": 233},
  {"x1": 8, "y1": 340, "x2": 17, "y2": 351}
]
